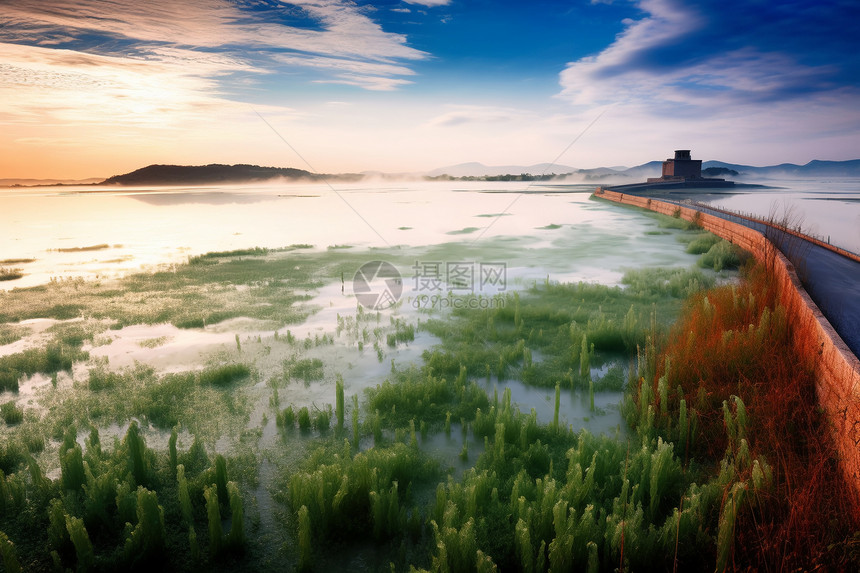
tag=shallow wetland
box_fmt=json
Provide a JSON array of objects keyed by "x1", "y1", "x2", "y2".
[{"x1": 0, "y1": 181, "x2": 857, "y2": 571}]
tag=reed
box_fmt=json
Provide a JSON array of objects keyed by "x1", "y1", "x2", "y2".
[
  {"x1": 124, "y1": 421, "x2": 150, "y2": 487},
  {"x1": 226, "y1": 481, "x2": 245, "y2": 550},
  {"x1": 297, "y1": 505, "x2": 312, "y2": 571},
  {"x1": 297, "y1": 406, "x2": 311, "y2": 432},
  {"x1": 204, "y1": 486, "x2": 222, "y2": 557},
  {"x1": 177, "y1": 464, "x2": 193, "y2": 526},
  {"x1": 0, "y1": 530, "x2": 21, "y2": 573},
  {"x1": 351, "y1": 394, "x2": 360, "y2": 446},
  {"x1": 65, "y1": 515, "x2": 94, "y2": 571},
  {"x1": 335, "y1": 375, "x2": 345, "y2": 430},
  {"x1": 124, "y1": 487, "x2": 166, "y2": 563}
]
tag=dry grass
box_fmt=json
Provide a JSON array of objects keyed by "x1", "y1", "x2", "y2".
[{"x1": 639, "y1": 261, "x2": 858, "y2": 569}]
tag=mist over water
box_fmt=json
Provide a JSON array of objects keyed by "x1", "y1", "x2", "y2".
[{"x1": 3, "y1": 178, "x2": 856, "y2": 289}]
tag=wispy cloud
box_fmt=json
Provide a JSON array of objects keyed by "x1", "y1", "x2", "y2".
[
  {"x1": 314, "y1": 74, "x2": 414, "y2": 91},
  {"x1": 425, "y1": 105, "x2": 533, "y2": 128},
  {"x1": 0, "y1": 42, "x2": 243, "y2": 127},
  {"x1": 554, "y1": 0, "x2": 860, "y2": 165},
  {"x1": 0, "y1": 0, "x2": 430, "y2": 128},
  {"x1": 559, "y1": 0, "x2": 860, "y2": 113},
  {"x1": 402, "y1": 1, "x2": 451, "y2": 7}
]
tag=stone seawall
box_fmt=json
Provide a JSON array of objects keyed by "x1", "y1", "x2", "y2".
[{"x1": 595, "y1": 188, "x2": 860, "y2": 507}]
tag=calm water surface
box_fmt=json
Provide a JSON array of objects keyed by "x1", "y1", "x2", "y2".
[{"x1": 3, "y1": 178, "x2": 857, "y2": 288}]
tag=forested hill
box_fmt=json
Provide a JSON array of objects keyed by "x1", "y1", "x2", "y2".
[{"x1": 99, "y1": 164, "x2": 345, "y2": 185}]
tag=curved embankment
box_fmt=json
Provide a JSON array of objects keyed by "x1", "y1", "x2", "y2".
[{"x1": 595, "y1": 187, "x2": 860, "y2": 507}]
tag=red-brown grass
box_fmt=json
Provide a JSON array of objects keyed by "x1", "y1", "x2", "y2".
[{"x1": 642, "y1": 261, "x2": 858, "y2": 570}]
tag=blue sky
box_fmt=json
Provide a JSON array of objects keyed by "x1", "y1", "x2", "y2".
[{"x1": 1, "y1": 0, "x2": 858, "y2": 178}]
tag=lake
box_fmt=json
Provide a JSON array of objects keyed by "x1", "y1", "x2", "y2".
[{"x1": 2, "y1": 178, "x2": 857, "y2": 290}]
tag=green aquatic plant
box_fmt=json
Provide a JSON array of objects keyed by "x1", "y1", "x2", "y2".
[
  {"x1": 199, "y1": 363, "x2": 251, "y2": 387},
  {"x1": 204, "y1": 486, "x2": 222, "y2": 557},
  {"x1": 297, "y1": 406, "x2": 311, "y2": 432},
  {"x1": 60, "y1": 443, "x2": 85, "y2": 492},
  {"x1": 124, "y1": 487, "x2": 166, "y2": 564},
  {"x1": 0, "y1": 402, "x2": 23, "y2": 425},
  {"x1": 0, "y1": 343, "x2": 88, "y2": 392},
  {"x1": 336, "y1": 375, "x2": 345, "y2": 430},
  {"x1": 124, "y1": 421, "x2": 150, "y2": 487},
  {"x1": 298, "y1": 505, "x2": 312, "y2": 571},
  {"x1": 366, "y1": 365, "x2": 490, "y2": 429},
  {"x1": 65, "y1": 515, "x2": 95, "y2": 571},
  {"x1": 684, "y1": 233, "x2": 721, "y2": 255},
  {"x1": 226, "y1": 481, "x2": 245, "y2": 550},
  {"x1": 698, "y1": 240, "x2": 747, "y2": 271},
  {"x1": 0, "y1": 530, "x2": 21, "y2": 573},
  {"x1": 177, "y1": 464, "x2": 193, "y2": 526},
  {"x1": 284, "y1": 358, "x2": 324, "y2": 382}
]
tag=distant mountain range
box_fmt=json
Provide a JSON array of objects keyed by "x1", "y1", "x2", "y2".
[
  {"x1": 6, "y1": 158, "x2": 860, "y2": 188},
  {"x1": 428, "y1": 159, "x2": 860, "y2": 180}
]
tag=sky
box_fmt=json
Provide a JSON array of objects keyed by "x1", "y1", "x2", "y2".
[{"x1": 1, "y1": 0, "x2": 859, "y2": 179}]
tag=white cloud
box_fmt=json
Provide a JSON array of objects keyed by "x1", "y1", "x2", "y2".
[
  {"x1": 0, "y1": 0, "x2": 428, "y2": 96},
  {"x1": 425, "y1": 105, "x2": 534, "y2": 128},
  {"x1": 313, "y1": 74, "x2": 413, "y2": 91},
  {"x1": 402, "y1": 1, "x2": 451, "y2": 7},
  {"x1": 559, "y1": 0, "x2": 856, "y2": 115}
]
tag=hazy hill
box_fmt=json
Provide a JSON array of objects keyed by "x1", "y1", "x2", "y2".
[
  {"x1": 99, "y1": 164, "x2": 336, "y2": 186},
  {"x1": 426, "y1": 158, "x2": 860, "y2": 180},
  {"x1": 702, "y1": 159, "x2": 860, "y2": 177},
  {"x1": 426, "y1": 162, "x2": 578, "y2": 178},
  {"x1": 63, "y1": 158, "x2": 860, "y2": 188}
]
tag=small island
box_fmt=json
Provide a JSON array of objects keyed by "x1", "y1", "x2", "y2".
[{"x1": 605, "y1": 150, "x2": 735, "y2": 191}]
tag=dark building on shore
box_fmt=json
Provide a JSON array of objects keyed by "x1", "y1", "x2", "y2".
[
  {"x1": 647, "y1": 150, "x2": 703, "y2": 183},
  {"x1": 601, "y1": 149, "x2": 733, "y2": 192}
]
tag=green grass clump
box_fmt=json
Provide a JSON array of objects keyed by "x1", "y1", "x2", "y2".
[
  {"x1": 297, "y1": 406, "x2": 311, "y2": 431},
  {"x1": 0, "y1": 268, "x2": 23, "y2": 282},
  {"x1": 284, "y1": 358, "x2": 324, "y2": 382},
  {"x1": 0, "y1": 344, "x2": 88, "y2": 392},
  {"x1": 418, "y1": 270, "x2": 708, "y2": 391},
  {"x1": 0, "y1": 421, "x2": 252, "y2": 571},
  {"x1": 51, "y1": 362, "x2": 250, "y2": 437},
  {"x1": 0, "y1": 439, "x2": 26, "y2": 473},
  {"x1": 387, "y1": 318, "x2": 415, "y2": 348},
  {"x1": 285, "y1": 441, "x2": 438, "y2": 548},
  {"x1": 276, "y1": 405, "x2": 296, "y2": 428},
  {"x1": 0, "y1": 246, "x2": 363, "y2": 329},
  {"x1": 698, "y1": 240, "x2": 748, "y2": 271},
  {"x1": 198, "y1": 363, "x2": 251, "y2": 387},
  {"x1": 0, "y1": 530, "x2": 21, "y2": 572},
  {"x1": 0, "y1": 325, "x2": 29, "y2": 346},
  {"x1": 188, "y1": 247, "x2": 269, "y2": 264},
  {"x1": 446, "y1": 227, "x2": 481, "y2": 235},
  {"x1": 621, "y1": 267, "x2": 714, "y2": 299},
  {"x1": 684, "y1": 233, "x2": 722, "y2": 254},
  {"x1": 366, "y1": 365, "x2": 489, "y2": 429},
  {"x1": 313, "y1": 405, "x2": 332, "y2": 431},
  {"x1": 0, "y1": 403, "x2": 23, "y2": 425}
]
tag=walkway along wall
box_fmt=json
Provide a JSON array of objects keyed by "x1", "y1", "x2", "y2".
[{"x1": 595, "y1": 188, "x2": 860, "y2": 507}]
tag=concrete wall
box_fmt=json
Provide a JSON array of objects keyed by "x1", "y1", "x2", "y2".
[{"x1": 596, "y1": 188, "x2": 860, "y2": 506}]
